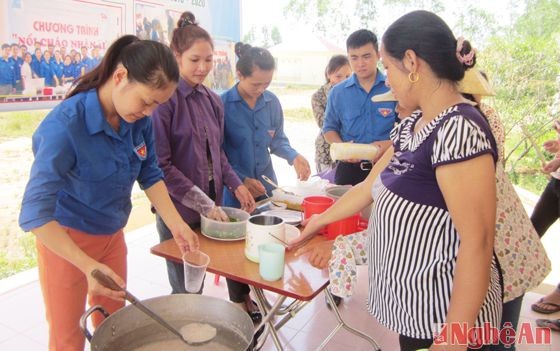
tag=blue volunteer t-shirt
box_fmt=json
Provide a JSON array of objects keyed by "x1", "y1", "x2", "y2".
[
  {"x1": 323, "y1": 71, "x2": 397, "y2": 143},
  {"x1": 19, "y1": 89, "x2": 163, "y2": 234}
]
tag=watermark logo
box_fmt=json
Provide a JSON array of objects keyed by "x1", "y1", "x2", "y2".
[{"x1": 433, "y1": 322, "x2": 551, "y2": 349}]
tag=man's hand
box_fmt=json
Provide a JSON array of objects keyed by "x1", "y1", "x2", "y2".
[
  {"x1": 234, "y1": 185, "x2": 256, "y2": 213},
  {"x1": 243, "y1": 177, "x2": 267, "y2": 198},
  {"x1": 293, "y1": 154, "x2": 311, "y2": 180}
]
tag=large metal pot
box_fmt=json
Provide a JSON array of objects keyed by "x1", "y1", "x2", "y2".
[
  {"x1": 80, "y1": 294, "x2": 254, "y2": 351},
  {"x1": 326, "y1": 185, "x2": 372, "y2": 220}
]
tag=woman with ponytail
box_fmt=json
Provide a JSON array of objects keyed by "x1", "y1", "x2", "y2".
[
  {"x1": 151, "y1": 12, "x2": 259, "y2": 321},
  {"x1": 221, "y1": 42, "x2": 311, "y2": 205},
  {"x1": 19, "y1": 35, "x2": 199, "y2": 351}
]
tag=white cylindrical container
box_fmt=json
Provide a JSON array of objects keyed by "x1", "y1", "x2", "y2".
[
  {"x1": 330, "y1": 142, "x2": 379, "y2": 161},
  {"x1": 245, "y1": 215, "x2": 285, "y2": 263}
]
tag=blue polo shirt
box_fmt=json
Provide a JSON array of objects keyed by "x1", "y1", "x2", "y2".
[
  {"x1": 0, "y1": 57, "x2": 15, "y2": 85},
  {"x1": 19, "y1": 89, "x2": 163, "y2": 234},
  {"x1": 31, "y1": 57, "x2": 42, "y2": 78},
  {"x1": 221, "y1": 85, "x2": 298, "y2": 206},
  {"x1": 323, "y1": 71, "x2": 397, "y2": 143},
  {"x1": 62, "y1": 64, "x2": 74, "y2": 79},
  {"x1": 51, "y1": 60, "x2": 64, "y2": 80},
  {"x1": 9, "y1": 56, "x2": 22, "y2": 82},
  {"x1": 40, "y1": 59, "x2": 55, "y2": 86}
]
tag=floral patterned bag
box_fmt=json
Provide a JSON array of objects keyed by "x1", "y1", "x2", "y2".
[{"x1": 495, "y1": 163, "x2": 551, "y2": 302}]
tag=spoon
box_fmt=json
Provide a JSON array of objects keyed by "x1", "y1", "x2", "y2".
[
  {"x1": 91, "y1": 270, "x2": 205, "y2": 347},
  {"x1": 261, "y1": 175, "x2": 296, "y2": 195}
]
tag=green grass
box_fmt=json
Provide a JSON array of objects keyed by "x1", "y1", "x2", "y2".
[
  {"x1": 0, "y1": 110, "x2": 48, "y2": 139},
  {"x1": 0, "y1": 232, "x2": 37, "y2": 279}
]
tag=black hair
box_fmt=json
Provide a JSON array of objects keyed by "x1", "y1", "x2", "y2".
[
  {"x1": 67, "y1": 35, "x2": 179, "y2": 98},
  {"x1": 382, "y1": 10, "x2": 475, "y2": 82},
  {"x1": 346, "y1": 29, "x2": 378, "y2": 52},
  {"x1": 234, "y1": 42, "x2": 275, "y2": 77},
  {"x1": 324, "y1": 54, "x2": 349, "y2": 83},
  {"x1": 1, "y1": 44, "x2": 9, "y2": 50},
  {"x1": 171, "y1": 11, "x2": 213, "y2": 55}
]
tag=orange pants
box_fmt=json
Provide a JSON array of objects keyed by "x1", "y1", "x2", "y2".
[{"x1": 37, "y1": 227, "x2": 127, "y2": 351}]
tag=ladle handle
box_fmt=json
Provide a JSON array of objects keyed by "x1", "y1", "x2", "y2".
[
  {"x1": 91, "y1": 269, "x2": 136, "y2": 303},
  {"x1": 92, "y1": 269, "x2": 122, "y2": 291},
  {"x1": 261, "y1": 175, "x2": 279, "y2": 188}
]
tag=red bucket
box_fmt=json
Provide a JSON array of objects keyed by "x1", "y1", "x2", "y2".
[
  {"x1": 326, "y1": 213, "x2": 360, "y2": 240},
  {"x1": 303, "y1": 196, "x2": 334, "y2": 234}
]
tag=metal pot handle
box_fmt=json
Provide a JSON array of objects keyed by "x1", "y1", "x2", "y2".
[{"x1": 80, "y1": 305, "x2": 110, "y2": 341}]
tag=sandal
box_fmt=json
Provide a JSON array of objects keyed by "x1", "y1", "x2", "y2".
[
  {"x1": 536, "y1": 318, "x2": 560, "y2": 332},
  {"x1": 247, "y1": 300, "x2": 262, "y2": 324},
  {"x1": 531, "y1": 298, "x2": 560, "y2": 314}
]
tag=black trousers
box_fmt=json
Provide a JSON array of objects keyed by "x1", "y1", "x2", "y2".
[
  {"x1": 530, "y1": 176, "x2": 560, "y2": 292},
  {"x1": 334, "y1": 161, "x2": 371, "y2": 186},
  {"x1": 531, "y1": 177, "x2": 560, "y2": 238}
]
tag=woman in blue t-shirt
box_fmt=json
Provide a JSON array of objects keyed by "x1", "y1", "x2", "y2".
[
  {"x1": 19, "y1": 35, "x2": 198, "y2": 351},
  {"x1": 61, "y1": 54, "x2": 74, "y2": 84},
  {"x1": 221, "y1": 42, "x2": 311, "y2": 207}
]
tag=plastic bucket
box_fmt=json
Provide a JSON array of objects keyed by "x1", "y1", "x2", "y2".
[
  {"x1": 326, "y1": 213, "x2": 360, "y2": 240},
  {"x1": 302, "y1": 196, "x2": 334, "y2": 234}
]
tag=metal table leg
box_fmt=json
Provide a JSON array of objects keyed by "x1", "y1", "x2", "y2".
[
  {"x1": 315, "y1": 289, "x2": 382, "y2": 350},
  {"x1": 252, "y1": 286, "x2": 288, "y2": 351}
]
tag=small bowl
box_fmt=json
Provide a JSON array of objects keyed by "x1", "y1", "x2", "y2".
[{"x1": 201, "y1": 207, "x2": 250, "y2": 240}]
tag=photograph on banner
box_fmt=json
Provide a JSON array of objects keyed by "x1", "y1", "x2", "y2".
[
  {"x1": 206, "y1": 40, "x2": 235, "y2": 91},
  {"x1": 0, "y1": 0, "x2": 124, "y2": 102},
  {"x1": 0, "y1": 0, "x2": 241, "y2": 109}
]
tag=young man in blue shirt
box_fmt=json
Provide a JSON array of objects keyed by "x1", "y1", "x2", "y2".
[
  {"x1": 0, "y1": 44, "x2": 15, "y2": 96},
  {"x1": 323, "y1": 29, "x2": 397, "y2": 185},
  {"x1": 9, "y1": 43, "x2": 23, "y2": 93}
]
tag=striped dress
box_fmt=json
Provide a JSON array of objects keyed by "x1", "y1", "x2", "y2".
[{"x1": 367, "y1": 103, "x2": 503, "y2": 339}]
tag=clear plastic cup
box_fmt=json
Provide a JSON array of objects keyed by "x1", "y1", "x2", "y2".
[{"x1": 182, "y1": 251, "x2": 210, "y2": 293}]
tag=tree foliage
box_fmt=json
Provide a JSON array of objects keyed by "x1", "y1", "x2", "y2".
[
  {"x1": 282, "y1": 0, "x2": 560, "y2": 192},
  {"x1": 481, "y1": 0, "x2": 560, "y2": 191}
]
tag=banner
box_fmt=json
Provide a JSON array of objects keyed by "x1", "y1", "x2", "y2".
[
  {"x1": 6, "y1": 0, "x2": 125, "y2": 51},
  {"x1": 0, "y1": 0, "x2": 241, "y2": 110}
]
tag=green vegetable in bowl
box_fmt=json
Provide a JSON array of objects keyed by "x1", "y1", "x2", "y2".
[{"x1": 228, "y1": 217, "x2": 238, "y2": 223}]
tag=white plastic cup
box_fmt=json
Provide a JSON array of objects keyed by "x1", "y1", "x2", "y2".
[
  {"x1": 258, "y1": 243, "x2": 285, "y2": 281},
  {"x1": 183, "y1": 251, "x2": 210, "y2": 293}
]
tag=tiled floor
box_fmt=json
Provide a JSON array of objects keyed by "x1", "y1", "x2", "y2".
[{"x1": 0, "y1": 223, "x2": 559, "y2": 350}]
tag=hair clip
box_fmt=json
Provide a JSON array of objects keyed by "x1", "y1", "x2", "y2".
[{"x1": 456, "y1": 36, "x2": 476, "y2": 66}]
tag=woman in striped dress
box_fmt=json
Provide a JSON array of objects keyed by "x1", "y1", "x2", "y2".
[{"x1": 294, "y1": 11, "x2": 501, "y2": 351}]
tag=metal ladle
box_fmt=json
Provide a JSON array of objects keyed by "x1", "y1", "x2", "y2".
[
  {"x1": 261, "y1": 175, "x2": 296, "y2": 195},
  {"x1": 91, "y1": 269, "x2": 211, "y2": 347}
]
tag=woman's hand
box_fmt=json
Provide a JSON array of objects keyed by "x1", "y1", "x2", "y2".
[
  {"x1": 293, "y1": 154, "x2": 311, "y2": 180},
  {"x1": 234, "y1": 185, "x2": 256, "y2": 213},
  {"x1": 543, "y1": 158, "x2": 560, "y2": 173},
  {"x1": 287, "y1": 215, "x2": 324, "y2": 248},
  {"x1": 243, "y1": 177, "x2": 267, "y2": 198},
  {"x1": 84, "y1": 262, "x2": 126, "y2": 301},
  {"x1": 543, "y1": 139, "x2": 560, "y2": 154},
  {"x1": 206, "y1": 206, "x2": 229, "y2": 221},
  {"x1": 170, "y1": 221, "x2": 200, "y2": 254},
  {"x1": 294, "y1": 240, "x2": 335, "y2": 269}
]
